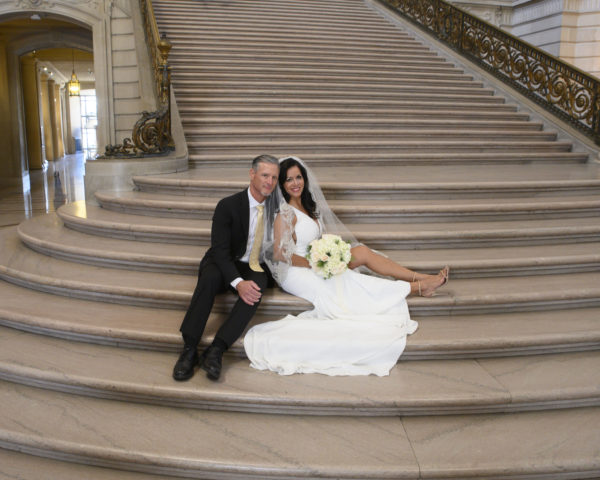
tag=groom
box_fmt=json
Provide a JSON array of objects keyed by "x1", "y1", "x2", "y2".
[{"x1": 173, "y1": 154, "x2": 280, "y2": 382}]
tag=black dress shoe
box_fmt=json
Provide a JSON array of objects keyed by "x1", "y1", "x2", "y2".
[
  {"x1": 172, "y1": 345, "x2": 199, "y2": 381},
  {"x1": 199, "y1": 345, "x2": 224, "y2": 381}
]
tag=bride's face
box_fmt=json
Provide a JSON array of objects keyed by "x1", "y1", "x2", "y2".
[{"x1": 283, "y1": 165, "x2": 304, "y2": 200}]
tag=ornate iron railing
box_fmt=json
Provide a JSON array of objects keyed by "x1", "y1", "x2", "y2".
[
  {"x1": 101, "y1": 0, "x2": 174, "y2": 157},
  {"x1": 379, "y1": 0, "x2": 600, "y2": 145}
]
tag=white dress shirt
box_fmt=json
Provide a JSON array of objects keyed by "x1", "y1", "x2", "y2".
[{"x1": 231, "y1": 188, "x2": 264, "y2": 289}]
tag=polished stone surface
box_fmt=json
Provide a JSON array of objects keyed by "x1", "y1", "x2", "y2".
[
  {"x1": 402, "y1": 407, "x2": 600, "y2": 478},
  {"x1": 2, "y1": 380, "x2": 600, "y2": 478},
  {"x1": 17, "y1": 213, "x2": 600, "y2": 277},
  {"x1": 0, "y1": 448, "x2": 177, "y2": 480},
  {"x1": 2, "y1": 326, "x2": 599, "y2": 414},
  {"x1": 1, "y1": 279, "x2": 600, "y2": 358},
  {"x1": 0, "y1": 381, "x2": 419, "y2": 478},
  {"x1": 4, "y1": 223, "x2": 600, "y2": 315},
  {"x1": 0, "y1": 153, "x2": 85, "y2": 228}
]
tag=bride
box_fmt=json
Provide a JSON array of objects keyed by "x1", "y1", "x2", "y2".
[{"x1": 244, "y1": 156, "x2": 449, "y2": 376}]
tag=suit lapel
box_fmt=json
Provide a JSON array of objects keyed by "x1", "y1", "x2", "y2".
[{"x1": 240, "y1": 188, "x2": 250, "y2": 242}]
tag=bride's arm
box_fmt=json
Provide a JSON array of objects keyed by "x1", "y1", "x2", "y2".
[
  {"x1": 273, "y1": 212, "x2": 310, "y2": 268},
  {"x1": 291, "y1": 254, "x2": 310, "y2": 268}
]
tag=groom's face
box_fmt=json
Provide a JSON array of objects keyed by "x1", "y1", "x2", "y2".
[{"x1": 249, "y1": 162, "x2": 279, "y2": 203}]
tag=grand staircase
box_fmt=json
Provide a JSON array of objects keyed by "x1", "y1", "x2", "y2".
[{"x1": 1, "y1": 0, "x2": 600, "y2": 478}]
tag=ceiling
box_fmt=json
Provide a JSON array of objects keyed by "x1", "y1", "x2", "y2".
[
  {"x1": 24, "y1": 48, "x2": 95, "y2": 84},
  {"x1": 0, "y1": 15, "x2": 95, "y2": 84}
]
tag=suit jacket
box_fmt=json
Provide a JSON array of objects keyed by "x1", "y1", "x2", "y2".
[{"x1": 200, "y1": 189, "x2": 250, "y2": 284}]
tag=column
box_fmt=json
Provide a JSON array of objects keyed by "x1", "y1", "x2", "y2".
[
  {"x1": 39, "y1": 73, "x2": 54, "y2": 162},
  {"x1": 20, "y1": 56, "x2": 43, "y2": 170},
  {"x1": 52, "y1": 82, "x2": 64, "y2": 158}
]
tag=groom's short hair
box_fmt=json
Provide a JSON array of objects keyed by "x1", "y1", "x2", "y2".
[{"x1": 251, "y1": 154, "x2": 279, "y2": 171}]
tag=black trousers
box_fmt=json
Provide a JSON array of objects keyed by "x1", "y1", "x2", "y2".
[{"x1": 179, "y1": 260, "x2": 268, "y2": 349}]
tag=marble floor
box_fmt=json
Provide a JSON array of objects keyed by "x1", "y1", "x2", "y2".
[{"x1": 0, "y1": 153, "x2": 86, "y2": 229}]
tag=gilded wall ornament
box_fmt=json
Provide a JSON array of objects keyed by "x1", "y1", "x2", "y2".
[{"x1": 383, "y1": 0, "x2": 600, "y2": 144}]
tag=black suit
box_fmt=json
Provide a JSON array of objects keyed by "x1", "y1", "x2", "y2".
[{"x1": 180, "y1": 189, "x2": 270, "y2": 348}]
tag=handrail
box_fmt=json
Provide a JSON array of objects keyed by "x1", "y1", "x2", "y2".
[
  {"x1": 378, "y1": 0, "x2": 600, "y2": 145},
  {"x1": 100, "y1": 0, "x2": 174, "y2": 157}
]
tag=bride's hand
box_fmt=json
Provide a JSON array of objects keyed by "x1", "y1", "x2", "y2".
[{"x1": 236, "y1": 280, "x2": 262, "y2": 305}]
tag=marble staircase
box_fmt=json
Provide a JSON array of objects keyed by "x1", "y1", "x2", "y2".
[{"x1": 1, "y1": 0, "x2": 600, "y2": 478}]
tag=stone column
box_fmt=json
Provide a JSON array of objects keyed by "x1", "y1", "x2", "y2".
[
  {"x1": 62, "y1": 87, "x2": 75, "y2": 155},
  {"x1": 39, "y1": 72, "x2": 53, "y2": 162},
  {"x1": 0, "y1": 37, "x2": 18, "y2": 182},
  {"x1": 47, "y1": 77, "x2": 59, "y2": 161},
  {"x1": 52, "y1": 82, "x2": 64, "y2": 158},
  {"x1": 20, "y1": 56, "x2": 44, "y2": 170}
]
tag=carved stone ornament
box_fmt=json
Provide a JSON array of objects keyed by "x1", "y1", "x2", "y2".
[{"x1": 14, "y1": 0, "x2": 99, "y2": 10}]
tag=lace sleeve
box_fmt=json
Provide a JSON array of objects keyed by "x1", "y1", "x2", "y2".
[{"x1": 264, "y1": 202, "x2": 296, "y2": 285}]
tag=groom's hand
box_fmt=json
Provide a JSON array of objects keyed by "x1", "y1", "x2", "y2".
[{"x1": 236, "y1": 280, "x2": 262, "y2": 305}]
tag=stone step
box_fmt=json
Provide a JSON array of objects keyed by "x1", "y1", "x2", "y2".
[
  {"x1": 157, "y1": 9, "x2": 408, "y2": 24},
  {"x1": 2, "y1": 227, "x2": 600, "y2": 314},
  {"x1": 182, "y1": 119, "x2": 543, "y2": 132},
  {"x1": 182, "y1": 129, "x2": 557, "y2": 143},
  {"x1": 188, "y1": 151, "x2": 588, "y2": 166},
  {"x1": 155, "y1": 7, "x2": 408, "y2": 24},
  {"x1": 2, "y1": 326, "x2": 600, "y2": 415},
  {"x1": 172, "y1": 79, "x2": 491, "y2": 95},
  {"x1": 159, "y1": 15, "x2": 404, "y2": 31},
  {"x1": 56, "y1": 202, "x2": 600, "y2": 248},
  {"x1": 0, "y1": 448, "x2": 174, "y2": 480},
  {"x1": 132, "y1": 164, "x2": 600, "y2": 199},
  {"x1": 163, "y1": 29, "x2": 428, "y2": 45},
  {"x1": 159, "y1": 20, "x2": 412, "y2": 35},
  {"x1": 178, "y1": 103, "x2": 524, "y2": 117},
  {"x1": 19, "y1": 214, "x2": 600, "y2": 277},
  {"x1": 173, "y1": 66, "x2": 474, "y2": 82},
  {"x1": 1, "y1": 279, "x2": 599, "y2": 359},
  {"x1": 167, "y1": 39, "x2": 431, "y2": 60},
  {"x1": 176, "y1": 93, "x2": 510, "y2": 105},
  {"x1": 0, "y1": 380, "x2": 417, "y2": 479},
  {"x1": 176, "y1": 74, "x2": 480, "y2": 90},
  {"x1": 161, "y1": 24, "x2": 422, "y2": 41},
  {"x1": 169, "y1": 41, "x2": 439, "y2": 58},
  {"x1": 174, "y1": 52, "x2": 451, "y2": 66},
  {"x1": 168, "y1": 49, "x2": 446, "y2": 66},
  {"x1": 185, "y1": 141, "x2": 571, "y2": 156},
  {"x1": 154, "y1": 0, "x2": 380, "y2": 15},
  {"x1": 94, "y1": 190, "x2": 600, "y2": 223},
  {"x1": 2, "y1": 381, "x2": 600, "y2": 479}
]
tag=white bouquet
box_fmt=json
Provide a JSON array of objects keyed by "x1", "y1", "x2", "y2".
[{"x1": 306, "y1": 234, "x2": 352, "y2": 279}]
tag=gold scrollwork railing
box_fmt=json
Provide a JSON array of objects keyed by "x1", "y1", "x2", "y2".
[
  {"x1": 379, "y1": 0, "x2": 600, "y2": 145},
  {"x1": 101, "y1": 0, "x2": 174, "y2": 157}
]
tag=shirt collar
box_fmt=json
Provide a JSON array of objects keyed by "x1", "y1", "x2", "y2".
[{"x1": 247, "y1": 188, "x2": 264, "y2": 209}]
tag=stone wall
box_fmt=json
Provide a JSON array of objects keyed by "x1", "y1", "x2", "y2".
[{"x1": 447, "y1": 0, "x2": 600, "y2": 78}]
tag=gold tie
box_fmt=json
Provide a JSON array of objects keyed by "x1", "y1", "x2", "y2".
[{"x1": 249, "y1": 204, "x2": 264, "y2": 272}]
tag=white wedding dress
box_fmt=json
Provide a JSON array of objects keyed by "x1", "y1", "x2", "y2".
[{"x1": 244, "y1": 207, "x2": 418, "y2": 376}]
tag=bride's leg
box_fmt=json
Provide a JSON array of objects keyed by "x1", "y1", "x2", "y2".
[
  {"x1": 349, "y1": 245, "x2": 424, "y2": 281},
  {"x1": 349, "y1": 246, "x2": 449, "y2": 296}
]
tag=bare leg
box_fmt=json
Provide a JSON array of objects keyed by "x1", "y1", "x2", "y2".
[
  {"x1": 349, "y1": 245, "x2": 448, "y2": 296},
  {"x1": 348, "y1": 245, "x2": 414, "y2": 280}
]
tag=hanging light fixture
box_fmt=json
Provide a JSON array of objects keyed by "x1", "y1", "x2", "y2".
[{"x1": 68, "y1": 48, "x2": 80, "y2": 97}]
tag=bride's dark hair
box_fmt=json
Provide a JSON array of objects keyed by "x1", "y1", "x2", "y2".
[{"x1": 279, "y1": 157, "x2": 319, "y2": 219}]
